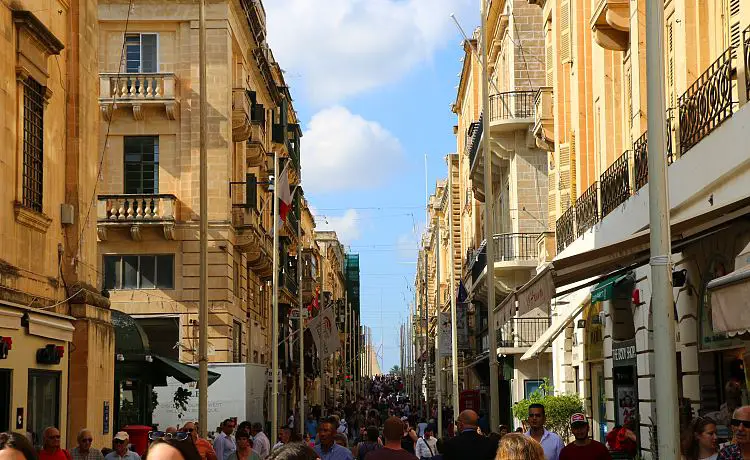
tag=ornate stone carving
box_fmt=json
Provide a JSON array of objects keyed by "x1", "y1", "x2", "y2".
[{"x1": 129, "y1": 226, "x2": 142, "y2": 241}]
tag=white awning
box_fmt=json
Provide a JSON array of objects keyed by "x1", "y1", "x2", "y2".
[
  {"x1": 708, "y1": 264, "x2": 750, "y2": 336},
  {"x1": 520, "y1": 287, "x2": 592, "y2": 361}
]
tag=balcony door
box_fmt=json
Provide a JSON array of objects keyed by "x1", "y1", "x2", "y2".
[
  {"x1": 125, "y1": 33, "x2": 158, "y2": 73},
  {"x1": 124, "y1": 136, "x2": 159, "y2": 194}
]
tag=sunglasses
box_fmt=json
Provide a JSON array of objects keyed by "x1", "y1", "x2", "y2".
[
  {"x1": 81, "y1": 439, "x2": 93, "y2": 443},
  {"x1": 182, "y1": 428, "x2": 195, "y2": 433},
  {"x1": 731, "y1": 419, "x2": 750, "y2": 429},
  {"x1": 114, "y1": 440, "x2": 127, "y2": 444},
  {"x1": 149, "y1": 431, "x2": 190, "y2": 441}
]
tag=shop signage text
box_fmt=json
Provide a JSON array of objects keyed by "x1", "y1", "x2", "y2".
[{"x1": 612, "y1": 339, "x2": 636, "y2": 365}]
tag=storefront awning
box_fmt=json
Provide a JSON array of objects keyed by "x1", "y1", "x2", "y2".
[
  {"x1": 591, "y1": 273, "x2": 633, "y2": 303},
  {"x1": 152, "y1": 355, "x2": 221, "y2": 386},
  {"x1": 513, "y1": 198, "x2": 750, "y2": 316},
  {"x1": 520, "y1": 288, "x2": 591, "y2": 361},
  {"x1": 708, "y1": 241, "x2": 750, "y2": 336}
]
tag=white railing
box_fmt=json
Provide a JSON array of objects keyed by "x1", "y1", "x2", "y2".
[
  {"x1": 97, "y1": 194, "x2": 177, "y2": 221},
  {"x1": 99, "y1": 73, "x2": 176, "y2": 100}
]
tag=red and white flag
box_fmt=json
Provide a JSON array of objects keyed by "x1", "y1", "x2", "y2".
[{"x1": 277, "y1": 162, "x2": 293, "y2": 222}]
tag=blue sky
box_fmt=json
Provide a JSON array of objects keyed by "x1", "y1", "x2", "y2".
[{"x1": 266, "y1": 0, "x2": 478, "y2": 373}]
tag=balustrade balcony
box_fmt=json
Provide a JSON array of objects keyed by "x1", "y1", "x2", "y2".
[
  {"x1": 99, "y1": 73, "x2": 177, "y2": 120},
  {"x1": 575, "y1": 183, "x2": 599, "y2": 236},
  {"x1": 96, "y1": 194, "x2": 177, "y2": 241},
  {"x1": 600, "y1": 151, "x2": 630, "y2": 218},
  {"x1": 232, "y1": 88, "x2": 252, "y2": 142}
]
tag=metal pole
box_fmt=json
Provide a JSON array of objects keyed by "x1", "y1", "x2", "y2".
[
  {"x1": 298, "y1": 216, "x2": 304, "y2": 434},
  {"x1": 344, "y1": 295, "x2": 349, "y2": 402},
  {"x1": 481, "y1": 0, "x2": 500, "y2": 430},
  {"x1": 271, "y1": 152, "x2": 280, "y2": 442},
  {"x1": 197, "y1": 0, "x2": 208, "y2": 439},
  {"x1": 435, "y1": 215, "x2": 443, "y2": 438},
  {"x1": 447, "y1": 156, "x2": 460, "y2": 415},
  {"x1": 646, "y1": 1, "x2": 679, "y2": 458}
]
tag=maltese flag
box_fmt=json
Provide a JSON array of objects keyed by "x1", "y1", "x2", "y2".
[{"x1": 277, "y1": 162, "x2": 293, "y2": 223}]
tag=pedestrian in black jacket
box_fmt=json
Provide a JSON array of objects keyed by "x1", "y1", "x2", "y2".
[{"x1": 442, "y1": 410, "x2": 498, "y2": 460}]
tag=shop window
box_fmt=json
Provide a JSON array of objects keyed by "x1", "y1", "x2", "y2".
[
  {"x1": 232, "y1": 320, "x2": 242, "y2": 363},
  {"x1": 104, "y1": 255, "x2": 174, "y2": 290},
  {"x1": 124, "y1": 136, "x2": 159, "y2": 194},
  {"x1": 27, "y1": 370, "x2": 60, "y2": 449}
]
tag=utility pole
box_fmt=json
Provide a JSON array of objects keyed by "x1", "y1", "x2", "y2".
[
  {"x1": 271, "y1": 152, "x2": 280, "y2": 441},
  {"x1": 197, "y1": 0, "x2": 208, "y2": 438},
  {"x1": 646, "y1": 1, "x2": 679, "y2": 458},
  {"x1": 447, "y1": 156, "x2": 460, "y2": 415},
  {"x1": 434, "y1": 216, "x2": 443, "y2": 438},
  {"x1": 481, "y1": 0, "x2": 500, "y2": 430},
  {"x1": 297, "y1": 216, "x2": 304, "y2": 433}
]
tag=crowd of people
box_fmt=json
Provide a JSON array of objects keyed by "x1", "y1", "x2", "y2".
[{"x1": 4, "y1": 376, "x2": 750, "y2": 460}]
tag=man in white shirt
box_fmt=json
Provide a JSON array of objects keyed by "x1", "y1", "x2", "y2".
[
  {"x1": 213, "y1": 419, "x2": 236, "y2": 460},
  {"x1": 250, "y1": 423, "x2": 270, "y2": 460},
  {"x1": 271, "y1": 428, "x2": 291, "y2": 453},
  {"x1": 415, "y1": 426, "x2": 437, "y2": 459}
]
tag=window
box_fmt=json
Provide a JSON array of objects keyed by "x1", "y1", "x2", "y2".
[
  {"x1": 232, "y1": 320, "x2": 242, "y2": 363},
  {"x1": 28, "y1": 370, "x2": 60, "y2": 450},
  {"x1": 124, "y1": 136, "x2": 159, "y2": 194},
  {"x1": 103, "y1": 255, "x2": 174, "y2": 290},
  {"x1": 22, "y1": 77, "x2": 45, "y2": 212},
  {"x1": 233, "y1": 253, "x2": 241, "y2": 299},
  {"x1": 124, "y1": 33, "x2": 158, "y2": 73}
]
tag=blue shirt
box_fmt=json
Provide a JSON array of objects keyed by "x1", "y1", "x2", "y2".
[
  {"x1": 306, "y1": 420, "x2": 319, "y2": 438},
  {"x1": 525, "y1": 429, "x2": 564, "y2": 460},
  {"x1": 213, "y1": 432, "x2": 236, "y2": 460},
  {"x1": 314, "y1": 443, "x2": 353, "y2": 460}
]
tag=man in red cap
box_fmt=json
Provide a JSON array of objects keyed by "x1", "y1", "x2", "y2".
[{"x1": 559, "y1": 413, "x2": 611, "y2": 460}]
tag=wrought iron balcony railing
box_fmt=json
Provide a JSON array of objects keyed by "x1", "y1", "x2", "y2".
[
  {"x1": 493, "y1": 233, "x2": 540, "y2": 262},
  {"x1": 633, "y1": 132, "x2": 648, "y2": 191},
  {"x1": 497, "y1": 317, "x2": 551, "y2": 348},
  {"x1": 489, "y1": 91, "x2": 536, "y2": 122},
  {"x1": 600, "y1": 150, "x2": 630, "y2": 218},
  {"x1": 678, "y1": 47, "x2": 735, "y2": 155},
  {"x1": 575, "y1": 183, "x2": 599, "y2": 236},
  {"x1": 556, "y1": 206, "x2": 576, "y2": 253}
]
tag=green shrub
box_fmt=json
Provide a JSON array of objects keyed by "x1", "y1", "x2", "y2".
[{"x1": 511, "y1": 379, "x2": 583, "y2": 440}]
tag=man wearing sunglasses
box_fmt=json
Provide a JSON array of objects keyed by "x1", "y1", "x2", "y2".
[
  {"x1": 718, "y1": 406, "x2": 750, "y2": 460},
  {"x1": 104, "y1": 432, "x2": 140, "y2": 460},
  {"x1": 71, "y1": 429, "x2": 104, "y2": 460}
]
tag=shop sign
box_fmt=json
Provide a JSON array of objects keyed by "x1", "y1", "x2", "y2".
[
  {"x1": 585, "y1": 302, "x2": 603, "y2": 361},
  {"x1": 612, "y1": 339, "x2": 636, "y2": 365},
  {"x1": 103, "y1": 402, "x2": 110, "y2": 434}
]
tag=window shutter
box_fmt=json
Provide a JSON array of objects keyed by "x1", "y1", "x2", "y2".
[
  {"x1": 548, "y1": 154, "x2": 557, "y2": 231},
  {"x1": 559, "y1": 0, "x2": 571, "y2": 63},
  {"x1": 558, "y1": 143, "x2": 571, "y2": 212},
  {"x1": 729, "y1": 0, "x2": 741, "y2": 48},
  {"x1": 141, "y1": 34, "x2": 158, "y2": 72},
  {"x1": 546, "y1": 25, "x2": 554, "y2": 86},
  {"x1": 569, "y1": 132, "x2": 576, "y2": 204}
]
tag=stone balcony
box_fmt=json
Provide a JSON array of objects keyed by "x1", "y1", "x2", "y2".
[
  {"x1": 97, "y1": 194, "x2": 178, "y2": 241},
  {"x1": 233, "y1": 208, "x2": 273, "y2": 279},
  {"x1": 533, "y1": 87, "x2": 554, "y2": 151},
  {"x1": 232, "y1": 88, "x2": 253, "y2": 142},
  {"x1": 99, "y1": 73, "x2": 177, "y2": 121},
  {"x1": 590, "y1": 0, "x2": 629, "y2": 51}
]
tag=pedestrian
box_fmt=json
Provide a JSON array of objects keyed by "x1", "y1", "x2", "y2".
[
  {"x1": 266, "y1": 443, "x2": 317, "y2": 460},
  {"x1": 104, "y1": 433, "x2": 140, "y2": 460},
  {"x1": 415, "y1": 421, "x2": 427, "y2": 440},
  {"x1": 227, "y1": 431, "x2": 259, "y2": 460},
  {"x1": 498, "y1": 426, "x2": 509, "y2": 438},
  {"x1": 495, "y1": 433, "x2": 545, "y2": 460},
  {"x1": 362, "y1": 417, "x2": 416, "y2": 460},
  {"x1": 144, "y1": 439, "x2": 201, "y2": 460},
  {"x1": 680, "y1": 416, "x2": 718, "y2": 460},
  {"x1": 304, "y1": 415, "x2": 317, "y2": 444},
  {"x1": 442, "y1": 410, "x2": 498, "y2": 460},
  {"x1": 214, "y1": 420, "x2": 237, "y2": 460},
  {"x1": 249, "y1": 424, "x2": 269, "y2": 460},
  {"x1": 37, "y1": 428, "x2": 70, "y2": 460},
  {"x1": 0, "y1": 431, "x2": 38, "y2": 460},
  {"x1": 414, "y1": 426, "x2": 436, "y2": 459},
  {"x1": 400, "y1": 421, "x2": 416, "y2": 456},
  {"x1": 354, "y1": 427, "x2": 382, "y2": 460},
  {"x1": 525, "y1": 404, "x2": 564, "y2": 460},
  {"x1": 558, "y1": 414, "x2": 611, "y2": 460},
  {"x1": 332, "y1": 435, "x2": 347, "y2": 449},
  {"x1": 313, "y1": 418, "x2": 353, "y2": 460},
  {"x1": 272, "y1": 429, "x2": 292, "y2": 453},
  {"x1": 604, "y1": 420, "x2": 637, "y2": 459},
  {"x1": 181, "y1": 422, "x2": 217, "y2": 460},
  {"x1": 718, "y1": 406, "x2": 750, "y2": 460},
  {"x1": 287, "y1": 413, "x2": 295, "y2": 432},
  {"x1": 70, "y1": 429, "x2": 104, "y2": 460}
]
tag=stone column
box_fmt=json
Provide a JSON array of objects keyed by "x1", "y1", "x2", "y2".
[{"x1": 67, "y1": 287, "x2": 115, "y2": 449}]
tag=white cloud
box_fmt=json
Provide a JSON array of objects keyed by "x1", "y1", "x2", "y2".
[
  {"x1": 301, "y1": 106, "x2": 403, "y2": 194},
  {"x1": 265, "y1": 0, "x2": 475, "y2": 103},
  {"x1": 313, "y1": 209, "x2": 361, "y2": 245}
]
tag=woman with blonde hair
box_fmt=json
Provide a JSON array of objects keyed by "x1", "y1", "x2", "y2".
[{"x1": 495, "y1": 433, "x2": 545, "y2": 460}]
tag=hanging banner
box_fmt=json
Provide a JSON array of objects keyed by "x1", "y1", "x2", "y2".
[
  {"x1": 457, "y1": 303, "x2": 470, "y2": 350},
  {"x1": 307, "y1": 307, "x2": 340, "y2": 358},
  {"x1": 439, "y1": 312, "x2": 452, "y2": 356}
]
